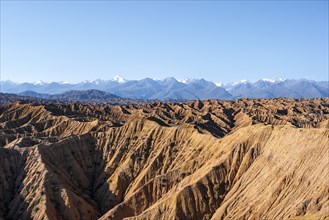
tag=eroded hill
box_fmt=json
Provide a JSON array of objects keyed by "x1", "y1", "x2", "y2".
[{"x1": 0, "y1": 98, "x2": 328, "y2": 220}]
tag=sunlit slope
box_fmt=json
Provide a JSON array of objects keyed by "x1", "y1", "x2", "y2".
[{"x1": 0, "y1": 98, "x2": 328, "y2": 220}]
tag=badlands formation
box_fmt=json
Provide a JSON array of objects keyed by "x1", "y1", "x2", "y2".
[{"x1": 0, "y1": 98, "x2": 328, "y2": 220}]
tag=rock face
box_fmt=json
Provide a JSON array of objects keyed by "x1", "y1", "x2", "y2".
[{"x1": 0, "y1": 98, "x2": 328, "y2": 220}]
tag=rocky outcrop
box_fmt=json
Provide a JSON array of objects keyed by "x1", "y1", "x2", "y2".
[{"x1": 0, "y1": 98, "x2": 328, "y2": 220}]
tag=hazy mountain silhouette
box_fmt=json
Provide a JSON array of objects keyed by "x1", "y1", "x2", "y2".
[{"x1": 1, "y1": 77, "x2": 328, "y2": 100}]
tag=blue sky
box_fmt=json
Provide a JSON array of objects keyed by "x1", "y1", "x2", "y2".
[{"x1": 1, "y1": 1, "x2": 328, "y2": 83}]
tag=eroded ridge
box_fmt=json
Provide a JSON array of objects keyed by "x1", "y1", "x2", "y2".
[{"x1": 0, "y1": 98, "x2": 328, "y2": 220}]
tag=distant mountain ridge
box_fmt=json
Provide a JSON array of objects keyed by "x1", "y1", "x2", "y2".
[
  {"x1": 1, "y1": 77, "x2": 328, "y2": 100},
  {"x1": 18, "y1": 89, "x2": 120, "y2": 101},
  {"x1": 51, "y1": 89, "x2": 119, "y2": 100}
]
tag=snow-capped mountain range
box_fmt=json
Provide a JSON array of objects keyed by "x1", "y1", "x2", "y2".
[{"x1": 1, "y1": 77, "x2": 328, "y2": 100}]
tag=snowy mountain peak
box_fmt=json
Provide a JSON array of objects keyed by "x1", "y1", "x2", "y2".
[
  {"x1": 81, "y1": 80, "x2": 94, "y2": 84},
  {"x1": 93, "y1": 79, "x2": 104, "y2": 85},
  {"x1": 33, "y1": 80, "x2": 46, "y2": 85},
  {"x1": 112, "y1": 75, "x2": 126, "y2": 83},
  {"x1": 261, "y1": 78, "x2": 285, "y2": 83},
  {"x1": 215, "y1": 82, "x2": 224, "y2": 87},
  {"x1": 177, "y1": 79, "x2": 191, "y2": 84},
  {"x1": 232, "y1": 79, "x2": 250, "y2": 86}
]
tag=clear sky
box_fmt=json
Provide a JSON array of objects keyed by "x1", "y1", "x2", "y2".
[{"x1": 1, "y1": 1, "x2": 328, "y2": 83}]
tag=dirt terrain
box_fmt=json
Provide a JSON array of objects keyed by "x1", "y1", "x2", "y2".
[{"x1": 0, "y1": 98, "x2": 328, "y2": 220}]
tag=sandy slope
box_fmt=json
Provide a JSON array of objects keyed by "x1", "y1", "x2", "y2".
[{"x1": 0, "y1": 98, "x2": 328, "y2": 220}]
